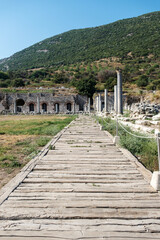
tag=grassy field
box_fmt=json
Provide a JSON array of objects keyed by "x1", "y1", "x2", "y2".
[{"x1": 0, "y1": 114, "x2": 76, "y2": 189}]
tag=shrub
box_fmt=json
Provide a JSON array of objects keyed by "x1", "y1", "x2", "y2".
[{"x1": 136, "y1": 75, "x2": 148, "y2": 87}]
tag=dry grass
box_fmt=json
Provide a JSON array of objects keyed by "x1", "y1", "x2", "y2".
[{"x1": 0, "y1": 114, "x2": 68, "y2": 122}]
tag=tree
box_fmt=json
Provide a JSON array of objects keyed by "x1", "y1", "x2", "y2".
[
  {"x1": 12, "y1": 78, "x2": 25, "y2": 87},
  {"x1": 76, "y1": 74, "x2": 97, "y2": 97},
  {"x1": 0, "y1": 71, "x2": 9, "y2": 80},
  {"x1": 104, "y1": 77, "x2": 117, "y2": 91},
  {"x1": 136, "y1": 75, "x2": 148, "y2": 87},
  {"x1": 52, "y1": 72, "x2": 69, "y2": 84}
]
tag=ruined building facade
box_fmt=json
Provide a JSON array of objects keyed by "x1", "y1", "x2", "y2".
[{"x1": 0, "y1": 92, "x2": 89, "y2": 114}]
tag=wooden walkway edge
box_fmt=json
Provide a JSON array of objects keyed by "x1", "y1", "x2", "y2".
[{"x1": 0, "y1": 115, "x2": 160, "y2": 240}]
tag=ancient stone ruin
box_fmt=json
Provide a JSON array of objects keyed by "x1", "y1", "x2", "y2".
[{"x1": 0, "y1": 92, "x2": 89, "y2": 114}]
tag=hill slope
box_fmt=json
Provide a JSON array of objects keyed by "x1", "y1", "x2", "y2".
[{"x1": 0, "y1": 11, "x2": 160, "y2": 71}]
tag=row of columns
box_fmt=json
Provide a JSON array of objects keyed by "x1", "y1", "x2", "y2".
[
  {"x1": 96, "y1": 90, "x2": 108, "y2": 113},
  {"x1": 96, "y1": 70, "x2": 123, "y2": 115}
]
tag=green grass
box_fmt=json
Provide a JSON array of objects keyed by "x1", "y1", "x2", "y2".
[
  {"x1": 97, "y1": 116, "x2": 158, "y2": 172},
  {"x1": 36, "y1": 136, "x2": 51, "y2": 147},
  {"x1": 0, "y1": 117, "x2": 76, "y2": 135},
  {"x1": 0, "y1": 115, "x2": 76, "y2": 171},
  {"x1": 0, "y1": 155, "x2": 21, "y2": 168}
]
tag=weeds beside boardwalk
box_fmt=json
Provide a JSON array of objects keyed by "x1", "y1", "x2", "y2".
[
  {"x1": 97, "y1": 117, "x2": 158, "y2": 172},
  {"x1": 0, "y1": 114, "x2": 76, "y2": 188}
]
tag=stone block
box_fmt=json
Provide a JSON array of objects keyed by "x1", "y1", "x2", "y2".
[
  {"x1": 150, "y1": 171, "x2": 160, "y2": 191},
  {"x1": 113, "y1": 136, "x2": 120, "y2": 145}
]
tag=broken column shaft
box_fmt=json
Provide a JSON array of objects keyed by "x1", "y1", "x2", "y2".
[{"x1": 114, "y1": 85, "x2": 117, "y2": 113}]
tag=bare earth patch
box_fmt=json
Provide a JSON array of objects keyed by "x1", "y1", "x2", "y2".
[
  {"x1": 0, "y1": 135, "x2": 38, "y2": 189},
  {"x1": 0, "y1": 134, "x2": 30, "y2": 146}
]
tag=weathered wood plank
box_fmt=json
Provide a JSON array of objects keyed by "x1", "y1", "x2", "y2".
[
  {"x1": 0, "y1": 115, "x2": 159, "y2": 238},
  {"x1": 3, "y1": 199, "x2": 160, "y2": 209},
  {"x1": 1, "y1": 207, "x2": 160, "y2": 220}
]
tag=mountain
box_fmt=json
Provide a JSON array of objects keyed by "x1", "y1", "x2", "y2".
[{"x1": 0, "y1": 11, "x2": 160, "y2": 71}]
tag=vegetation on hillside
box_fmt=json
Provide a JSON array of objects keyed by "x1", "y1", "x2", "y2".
[
  {"x1": 0, "y1": 11, "x2": 160, "y2": 96},
  {"x1": 0, "y1": 53, "x2": 159, "y2": 97},
  {"x1": 0, "y1": 11, "x2": 160, "y2": 71}
]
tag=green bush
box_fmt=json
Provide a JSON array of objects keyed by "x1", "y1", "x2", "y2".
[
  {"x1": 136, "y1": 75, "x2": 148, "y2": 87},
  {"x1": 12, "y1": 78, "x2": 25, "y2": 87}
]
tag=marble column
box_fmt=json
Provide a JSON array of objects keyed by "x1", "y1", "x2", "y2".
[
  {"x1": 117, "y1": 70, "x2": 123, "y2": 115},
  {"x1": 96, "y1": 96, "x2": 99, "y2": 112},
  {"x1": 104, "y1": 89, "x2": 108, "y2": 113},
  {"x1": 73, "y1": 102, "x2": 75, "y2": 114},
  {"x1": 114, "y1": 85, "x2": 117, "y2": 113},
  {"x1": 88, "y1": 98, "x2": 91, "y2": 113},
  {"x1": 98, "y1": 94, "x2": 102, "y2": 112}
]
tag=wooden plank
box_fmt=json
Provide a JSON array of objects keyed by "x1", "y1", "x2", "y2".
[
  {"x1": 1, "y1": 207, "x2": 160, "y2": 220},
  {"x1": 3, "y1": 199, "x2": 160, "y2": 209},
  {"x1": 1, "y1": 230, "x2": 160, "y2": 239},
  {"x1": 0, "y1": 115, "x2": 160, "y2": 238}
]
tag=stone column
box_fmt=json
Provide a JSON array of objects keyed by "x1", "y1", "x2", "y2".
[
  {"x1": 114, "y1": 85, "x2": 117, "y2": 113},
  {"x1": 104, "y1": 89, "x2": 108, "y2": 113},
  {"x1": 14, "y1": 99, "x2": 17, "y2": 114},
  {"x1": 98, "y1": 94, "x2": 102, "y2": 112},
  {"x1": 37, "y1": 95, "x2": 40, "y2": 113},
  {"x1": 117, "y1": 70, "x2": 123, "y2": 115},
  {"x1": 73, "y1": 102, "x2": 75, "y2": 114},
  {"x1": 88, "y1": 98, "x2": 91, "y2": 113},
  {"x1": 96, "y1": 96, "x2": 99, "y2": 112}
]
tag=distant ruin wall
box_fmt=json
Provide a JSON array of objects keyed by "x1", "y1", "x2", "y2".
[{"x1": 0, "y1": 92, "x2": 88, "y2": 114}]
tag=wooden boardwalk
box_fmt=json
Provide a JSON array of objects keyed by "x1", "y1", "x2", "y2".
[{"x1": 0, "y1": 115, "x2": 160, "y2": 239}]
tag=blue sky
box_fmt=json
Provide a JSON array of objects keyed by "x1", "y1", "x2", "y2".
[{"x1": 0, "y1": 0, "x2": 159, "y2": 59}]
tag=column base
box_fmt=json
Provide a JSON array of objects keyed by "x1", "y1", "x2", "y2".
[
  {"x1": 100, "y1": 125, "x2": 104, "y2": 131},
  {"x1": 113, "y1": 136, "x2": 120, "y2": 145},
  {"x1": 150, "y1": 171, "x2": 160, "y2": 191}
]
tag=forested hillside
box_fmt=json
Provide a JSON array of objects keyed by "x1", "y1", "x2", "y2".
[
  {"x1": 0, "y1": 11, "x2": 160, "y2": 71},
  {"x1": 0, "y1": 11, "x2": 160, "y2": 97}
]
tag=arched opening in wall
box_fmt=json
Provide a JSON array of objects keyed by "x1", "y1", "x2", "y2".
[
  {"x1": 79, "y1": 104, "x2": 84, "y2": 111},
  {"x1": 29, "y1": 103, "x2": 34, "y2": 112},
  {"x1": 54, "y1": 103, "x2": 59, "y2": 113},
  {"x1": 67, "y1": 103, "x2": 72, "y2": 112},
  {"x1": 42, "y1": 103, "x2": 47, "y2": 112},
  {"x1": 16, "y1": 99, "x2": 25, "y2": 112}
]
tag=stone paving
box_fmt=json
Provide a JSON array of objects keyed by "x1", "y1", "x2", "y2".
[{"x1": 0, "y1": 115, "x2": 160, "y2": 239}]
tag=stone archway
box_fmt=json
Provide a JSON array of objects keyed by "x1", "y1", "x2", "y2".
[
  {"x1": 16, "y1": 99, "x2": 25, "y2": 112},
  {"x1": 42, "y1": 103, "x2": 47, "y2": 112},
  {"x1": 29, "y1": 103, "x2": 35, "y2": 112},
  {"x1": 67, "y1": 103, "x2": 72, "y2": 112}
]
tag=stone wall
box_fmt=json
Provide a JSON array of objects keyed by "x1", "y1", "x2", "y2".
[{"x1": 0, "y1": 92, "x2": 88, "y2": 114}]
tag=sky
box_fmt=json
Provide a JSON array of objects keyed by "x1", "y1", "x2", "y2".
[{"x1": 0, "y1": 0, "x2": 159, "y2": 59}]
